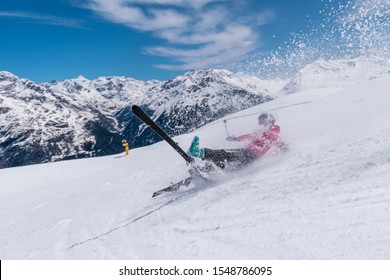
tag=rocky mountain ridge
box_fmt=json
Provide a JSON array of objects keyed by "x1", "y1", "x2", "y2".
[{"x1": 0, "y1": 69, "x2": 277, "y2": 169}]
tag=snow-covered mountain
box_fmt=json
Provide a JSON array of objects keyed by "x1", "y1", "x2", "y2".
[
  {"x1": 282, "y1": 56, "x2": 390, "y2": 94},
  {"x1": 126, "y1": 69, "x2": 279, "y2": 147},
  {"x1": 0, "y1": 70, "x2": 277, "y2": 169},
  {"x1": 0, "y1": 66, "x2": 389, "y2": 259},
  {"x1": 0, "y1": 72, "x2": 122, "y2": 167}
]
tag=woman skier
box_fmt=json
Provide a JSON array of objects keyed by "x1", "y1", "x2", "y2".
[{"x1": 188, "y1": 113, "x2": 288, "y2": 169}]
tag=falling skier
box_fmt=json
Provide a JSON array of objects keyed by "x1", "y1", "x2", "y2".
[
  {"x1": 188, "y1": 113, "x2": 288, "y2": 169},
  {"x1": 132, "y1": 105, "x2": 288, "y2": 197}
]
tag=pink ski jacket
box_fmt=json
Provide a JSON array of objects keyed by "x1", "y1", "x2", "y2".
[{"x1": 235, "y1": 125, "x2": 285, "y2": 157}]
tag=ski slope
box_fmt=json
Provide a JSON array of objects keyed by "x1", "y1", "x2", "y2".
[{"x1": 1, "y1": 73, "x2": 390, "y2": 259}]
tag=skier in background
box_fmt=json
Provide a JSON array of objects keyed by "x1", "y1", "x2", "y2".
[
  {"x1": 122, "y1": 139, "x2": 129, "y2": 155},
  {"x1": 188, "y1": 113, "x2": 288, "y2": 169}
]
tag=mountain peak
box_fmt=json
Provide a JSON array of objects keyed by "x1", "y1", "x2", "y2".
[
  {"x1": 75, "y1": 75, "x2": 89, "y2": 82},
  {"x1": 0, "y1": 71, "x2": 19, "y2": 81}
]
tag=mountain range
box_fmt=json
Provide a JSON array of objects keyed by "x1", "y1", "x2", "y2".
[
  {"x1": 1, "y1": 56, "x2": 389, "y2": 169},
  {"x1": 0, "y1": 69, "x2": 279, "y2": 169}
]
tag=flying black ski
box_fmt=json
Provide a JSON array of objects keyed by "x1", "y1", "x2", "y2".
[
  {"x1": 132, "y1": 105, "x2": 207, "y2": 197},
  {"x1": 132, "y1": 105, "x2": 194, "y2": 164}
]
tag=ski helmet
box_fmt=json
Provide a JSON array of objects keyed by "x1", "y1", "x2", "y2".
[{"x1": 258, "y1": 113, "x2": 275, "y2": 127}]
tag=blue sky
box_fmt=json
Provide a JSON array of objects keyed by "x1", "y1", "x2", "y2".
[{"x1": 0, "y1": 0, "x2": 338, "y2": 83}]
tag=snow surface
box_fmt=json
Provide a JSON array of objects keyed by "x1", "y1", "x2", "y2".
[{"x1": 1, "y1": 71, "x2": 390, "y2": 259}]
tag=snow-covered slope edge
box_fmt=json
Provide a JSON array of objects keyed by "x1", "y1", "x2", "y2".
[{"x1": 0, "y1": 73, "x2": 389, "y2": 259}]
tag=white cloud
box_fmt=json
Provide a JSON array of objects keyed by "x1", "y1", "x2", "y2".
[
  {"x1": 123, "y1": 0, "x2": 224, "y2": 10},
  {"x1": 146, "y1": 25, "x2": 257, "y2": 69},
  {"x1": 0, "y1": 11, "x2": 84, "y2": 28},
  {"x1": 86, "y1": 0, "x2": 189, "y2": 31},
  {"x1": 83, "y1": 0, "x2": 273, "y2": 70}
]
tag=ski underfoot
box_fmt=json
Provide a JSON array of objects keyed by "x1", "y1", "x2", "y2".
[
  {"x1": 152, "y1": 177, "x2": 193, "y2": 198},
  {"x1": 152, "y1": 161, "x2": 226, "y2": 198}
]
